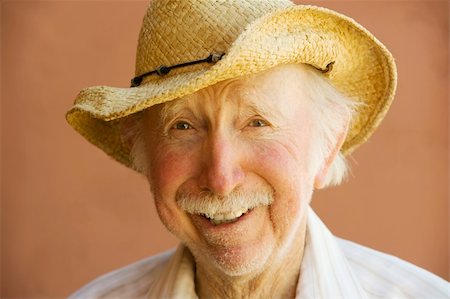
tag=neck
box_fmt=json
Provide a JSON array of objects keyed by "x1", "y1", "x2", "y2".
[{"x1": 195, "y1": 217, "x2": 307, "y2": 299}]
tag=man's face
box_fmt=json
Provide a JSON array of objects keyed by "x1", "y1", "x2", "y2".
[{"x1": 142, "y1": 64, "x2": 321, "y2": 276}]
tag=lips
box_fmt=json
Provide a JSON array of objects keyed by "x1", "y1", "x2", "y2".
[{"x1": 189, "y1": 206, "x2": 270, "y2": 248}]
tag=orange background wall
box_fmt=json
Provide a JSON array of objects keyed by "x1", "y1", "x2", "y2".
[{"x1": 1, "y1": 1, "x2": 448, "y2": 298}]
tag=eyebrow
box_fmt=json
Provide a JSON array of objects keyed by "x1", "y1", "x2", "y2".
[
  {"x1": 157, "y1": 79, "x2": 282, "y2": 126},
  {"x1": 159, "y1": 98, "x2": 191, "y2": 126}
]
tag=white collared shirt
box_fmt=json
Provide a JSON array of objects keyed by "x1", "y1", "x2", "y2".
[{"x1": 69, "y1": 208, "x2": 450, "y2": 298}]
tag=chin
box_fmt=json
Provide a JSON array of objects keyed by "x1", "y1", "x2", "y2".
[{"x1": 195, "y1": 233, "x2": 276, "y2": 278}]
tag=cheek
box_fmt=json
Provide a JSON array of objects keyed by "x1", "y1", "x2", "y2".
[
  {"x1": 153, "y1": 193, "x2": 201, "y2": 244},
  {"x1": 251, "y1": 139, "x2": 314, "y2": 191},
  {"x1": 153, "y1": 198, "x2": 178, "y2": 233},
  {"x1": 149, "y1": 145, "x2": 197, "y2": 197},
  {"x1": 249, "y1": 141, "x2": 314, "y2": 236},
  {"x1": 149, "y1": 146, "x2": 202, "y2": 242},
  {"x1": 148, "y1": 147, "x2": 194, "y2": 221}
]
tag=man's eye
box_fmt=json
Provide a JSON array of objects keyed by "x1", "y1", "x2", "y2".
[
  {"x1": 172, "y1": 121, "x2": 193, "y2": 130},
  {"x1": 248, "y1": 119, "x2": 269, "y2": 127}
]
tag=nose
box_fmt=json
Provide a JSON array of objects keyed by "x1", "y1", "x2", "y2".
[{"x1": 198, "y1": 132, "x2": 245, "y2": 196}]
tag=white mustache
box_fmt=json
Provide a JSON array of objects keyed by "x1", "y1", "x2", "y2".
[{"x1": 176, "y1": 187, "x2": 274, "y2": 218}]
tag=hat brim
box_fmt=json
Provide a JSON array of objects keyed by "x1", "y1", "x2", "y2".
[{"x1": 66, "y1": 5, "x2": 396, "y2": 168}]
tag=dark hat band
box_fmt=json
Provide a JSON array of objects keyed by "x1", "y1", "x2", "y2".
[{"x1": 130, "y1": 53, "x2": 225, "y2": 87}]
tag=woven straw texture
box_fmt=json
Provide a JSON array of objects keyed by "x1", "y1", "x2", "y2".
[{"x1": 66, "y1": 0, "x2": 397, "y2": 168}]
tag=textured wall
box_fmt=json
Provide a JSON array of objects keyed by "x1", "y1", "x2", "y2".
[{"x1": 1, "y1": 1, "x2": 448, "y2": 297}]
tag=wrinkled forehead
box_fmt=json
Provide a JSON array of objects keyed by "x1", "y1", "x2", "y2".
[{"x1": 160, "y1": 63, "x2": 315, "y2": 114}]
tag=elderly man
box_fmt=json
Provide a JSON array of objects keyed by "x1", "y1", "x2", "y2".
[{"x1": 66, "y1": 0, "x2": 449, "y2": 298}]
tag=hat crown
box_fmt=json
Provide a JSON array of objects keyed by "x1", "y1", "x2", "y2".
[{"x1": 135, "y1": 0, "x2": 293, "y2": 77}]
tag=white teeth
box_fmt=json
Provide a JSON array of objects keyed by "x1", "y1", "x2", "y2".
[
  {"x1": 224, "y1": 212, "x2": 235, "y2": 219},
  {"x1": 234, "y1": 210, "x2": 244, "y2": 218},
  {"x1": 215, "y1": 214, "x2": 225, "y2": 221},
  {"x1": 201, "y1": 208, "x2": 250, "y2": 225}
]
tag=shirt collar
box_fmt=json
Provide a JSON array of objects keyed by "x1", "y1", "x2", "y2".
[{"x1": 146, "y1": 207, "x2": 368, "y2": 299}]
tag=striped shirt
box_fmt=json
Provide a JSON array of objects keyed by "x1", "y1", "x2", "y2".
[{"x1": 69, "y1": 208, "x2": 449, "y2": 298}]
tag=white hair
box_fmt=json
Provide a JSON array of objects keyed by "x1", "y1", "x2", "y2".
[
  {"x1": 121, "y1": 64, "x2": 358, "y2": 188},
  {"x1": 298, "y1": 64, "x2": 359, "y2": 187},
  {"x1": 176, "y1": 186, "x2": 274, "y2": 218}
]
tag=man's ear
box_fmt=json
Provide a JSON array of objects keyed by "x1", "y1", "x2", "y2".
[
  {"x1": 118, "y1": 115, "x2": 141, "y2": 153},
  {"x1": 314, "y1": 120, "x2": 349, "y2": 189}
]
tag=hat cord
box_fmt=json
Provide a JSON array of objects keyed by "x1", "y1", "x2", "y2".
[{"x1": 130, "y1": 53, "x2": 225, "y2": 87}]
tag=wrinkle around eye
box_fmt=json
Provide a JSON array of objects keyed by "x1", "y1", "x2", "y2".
[
  {"x1": 164, "y1": 119, "x2": 204, "y2": 141},
  {"x1": 239, "y1": 117, "x2": 276, "y2": 139}
]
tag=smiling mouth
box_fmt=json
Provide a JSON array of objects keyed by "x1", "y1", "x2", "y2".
[{"x1": 199, "y1": 208, "x2": 251, "y2": 225}]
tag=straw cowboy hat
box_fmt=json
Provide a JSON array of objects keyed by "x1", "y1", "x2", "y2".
[{"x1": 66, "y1": 0, "x2": 397, "y2": 168}]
